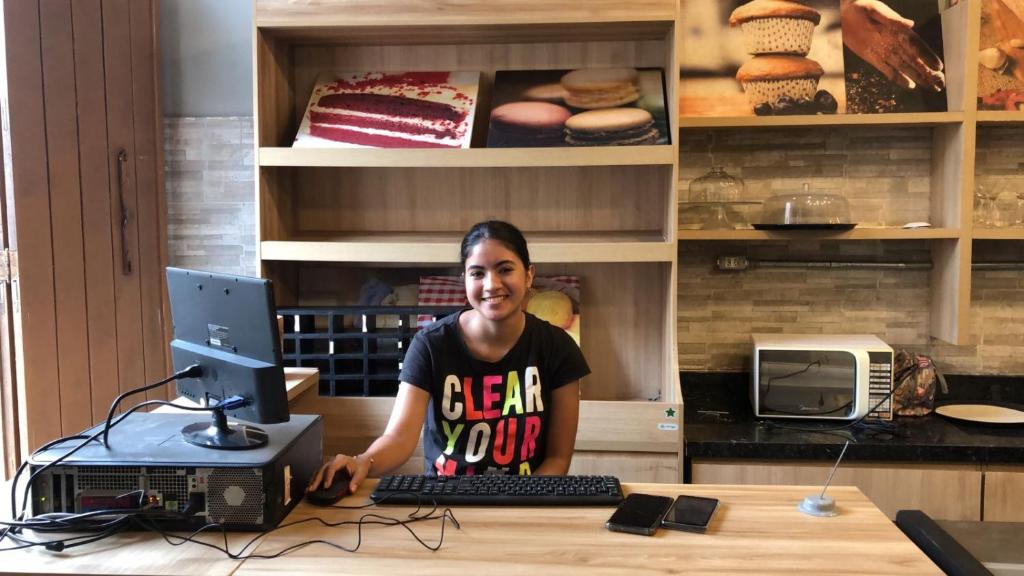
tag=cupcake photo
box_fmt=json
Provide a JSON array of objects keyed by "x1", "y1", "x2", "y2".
[
  {"x1": 679, "y1": 0, "x2": 949, "y2": 116},
  {"x1": 486, "y1": 68, "x2": 670, "y2": 148},
  {"x1": 729, "y1": 0, "x2": 822, "y2": 56},
  {"x1": 735, "y1": 54, "x2": 825, "y2": 111}
]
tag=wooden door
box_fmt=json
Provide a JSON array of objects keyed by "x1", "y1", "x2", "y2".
[
  {"x1": 0, "y1": 0, "x2": 168, "y2": 456},
  {"x1": 0, "y1": 133, "x2": 17, "y2": 477}
]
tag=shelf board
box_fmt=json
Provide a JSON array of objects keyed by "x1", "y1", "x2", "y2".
[
  {"x1": 258, "y1": 146, "x2": 675, "y2": 168},
  {"x1": 677, "y1": 227, "x2": 961, "y2": 241},
  {"x1": 972, "y1": 228, "x2": 1024, "y2": 240},
  {"x1": 261, "y1": 232, "x2": 674, "y2": 263},
  {"x1": 679, "y1": 112, "x2": 965, "y2": 129},
  {"x1": 976, "y1": 111, "x2": 1024, "y2": 124},
  {"x1": 257, "y1": 20, "x2": 674, "y2": 45}
]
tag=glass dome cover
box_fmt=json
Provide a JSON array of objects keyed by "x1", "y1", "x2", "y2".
[
  {"x1": 761, "y1": 184, "x2": 851, "y2": 225},
  {"x1": 688, "y1": 166, "x2": 744, "y2": 202}
]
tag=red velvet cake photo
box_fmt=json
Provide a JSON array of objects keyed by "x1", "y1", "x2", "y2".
[{"x1": 293, "y1": 71, "x2": 480, "y2": 148}]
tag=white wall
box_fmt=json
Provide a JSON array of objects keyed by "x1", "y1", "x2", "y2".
[{"x1": 160, "y1": 0, "x2": 253, "y2": 117}]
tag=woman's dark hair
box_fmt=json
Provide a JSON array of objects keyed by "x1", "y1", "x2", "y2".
[{"x1": 460, "y1": 220, "x2": 530, "y2": 268}]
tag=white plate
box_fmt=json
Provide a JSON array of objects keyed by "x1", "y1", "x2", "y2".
[{"x1": 935, "y1": 404, "x2": 1024, "y2": 425}]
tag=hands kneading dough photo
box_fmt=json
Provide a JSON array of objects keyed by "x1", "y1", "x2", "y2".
[
  {"x1": 840, "y1": 0, "x2": 945, "y2": 93},
  {"x1": 977, "y1": 0, "x2": 1024, "y2": 111},
  {"x1": 487, "y1": 68, "x2": 670, "y2": 148}
]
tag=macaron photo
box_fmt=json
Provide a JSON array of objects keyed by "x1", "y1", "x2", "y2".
[
  {"x1": 487, "y1": 68, "x2": 669, "y2": 148},
  {"x1": 521, "y1": 82, "x2": 569, "y2": 103},
  {"x1": 560, "y1": 67, "x2": 641, "y2": 109},
  {"x1": 487, "y1": 101, "x2": 572, "y2": 147},
  {"x1": 564, "y1": 108, "x2": 659, "y2": 147}
]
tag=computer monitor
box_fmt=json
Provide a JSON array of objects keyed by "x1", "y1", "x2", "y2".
[{"x1": 166, "y1": 267, "x2": 289, "y2": 449}]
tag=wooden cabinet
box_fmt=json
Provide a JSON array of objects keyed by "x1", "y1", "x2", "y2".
[
  {"x1": 691, "y1": 459, "x2": 983, "y2": 521},
  {"x1": 982, "y1": 466, "x2": 1024, "y2": 522},
  {"x1": 253, "y1": 0, "x2": 683, "y2": 480}
]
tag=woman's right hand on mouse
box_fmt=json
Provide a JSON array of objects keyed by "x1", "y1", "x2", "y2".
[{"x1": 307, "y1": 453, "x2": 372, "y2": 494}]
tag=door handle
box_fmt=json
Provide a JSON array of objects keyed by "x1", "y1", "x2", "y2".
[{"x1": 116, "y1": 149, "x2": 131, "y2": 275}]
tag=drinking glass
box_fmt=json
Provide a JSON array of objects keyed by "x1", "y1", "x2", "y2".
[{"x1": 974, "y1": 183, "x2": 1001, "y2": 227}]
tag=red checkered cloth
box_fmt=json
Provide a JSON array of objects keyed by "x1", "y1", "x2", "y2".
[
  {"x1": 416, "y1": 275, "x2": 580, "y2": 328},
  {"x1": 417, "y1": 276, "x2": 467, "y2": 327}
]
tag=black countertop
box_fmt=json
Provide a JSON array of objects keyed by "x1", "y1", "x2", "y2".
[{"x1": 682, "y1": 372, "x2": 1024, "y2": 464}]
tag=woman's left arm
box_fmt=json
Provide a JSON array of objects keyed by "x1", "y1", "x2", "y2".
[{"x1": 535, "y1": 380, "x2": 581, "y2": 475}]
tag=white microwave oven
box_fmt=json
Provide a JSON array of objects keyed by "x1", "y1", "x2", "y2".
[{"x1": 751, "y1": 334, "x2": 894, "y2": 421}]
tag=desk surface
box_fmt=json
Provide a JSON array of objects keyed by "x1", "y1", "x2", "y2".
[
  {"x1": 0, "y1": 482, "x2": 939, "y2": 575},
  {"x1": 154, "y1": 367, "x2": 319, "y2": 414}
]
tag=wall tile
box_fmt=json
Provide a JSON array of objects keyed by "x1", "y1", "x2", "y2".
[
  {"x1": 680, "y1": 126, "x2": 1024, "y2": 375},
  {"x1": 164, "y1": 117, "x2": 255, "y2": 278}
]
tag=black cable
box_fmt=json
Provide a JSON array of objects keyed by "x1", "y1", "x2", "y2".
[
  {"x1": 762, "y1": 359, "x2": 821, "y2": 399},
  {"x1": 3, "y1": 414, "x2": 461, "y2": 558},
  {"x1": 761, "y1": 399, "x2": 854, "y2": 417},
  {"x1": 7, "y1": 434, "x2": 89, "y2": 527},
  {"x1": 102, "y1": 363, "x2": 202, "y2": 447},
  {"x1": 763, "y1": 387, "x2": 897, "y2": 439},
  {"x1": 1, "y1": 388, "x2": 213, "y2": 553},
  {"x1": 131, "y1": 493, "x2": 459, "y2": 559},
  {"x1": 13, "y1": 399, "x2": 212, "y2": 523},
  {"x1": 3, "y1": 384, "x2": 461, "y2": 558}
]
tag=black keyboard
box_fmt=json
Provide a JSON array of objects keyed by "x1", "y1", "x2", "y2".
[{"x1": 371, "y1": 474, "x2": 624, "y2": 506}]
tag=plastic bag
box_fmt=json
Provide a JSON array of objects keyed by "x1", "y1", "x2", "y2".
[{"x1": 892, "y1": 351, "x2": 946, "y2": 416}]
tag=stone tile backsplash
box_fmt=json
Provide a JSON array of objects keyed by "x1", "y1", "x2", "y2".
[
  {"x1": 164, "y1": 118, "x2": 1024, "y2": 375},
  {"x1": 164, "y1": 117, "x2": 257, "y2": 278},
  {"x1": 680, "y1": 126, "x2": 935, "y2": 228},
  {"x1": 679, "y1": 126, "x2": 1024, "y2": 375}
]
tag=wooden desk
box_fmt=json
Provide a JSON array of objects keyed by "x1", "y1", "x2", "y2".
[
  {"x1": 0, "y1": 483, "x2": 939, "y2": 575},
  {"x1": 153, "y1": 367, "x2": 319, "y2": 413}
]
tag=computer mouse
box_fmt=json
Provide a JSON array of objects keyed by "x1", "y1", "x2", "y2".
[{"x1": 306, "y1": 469, "x2": 352, "y2": 506}]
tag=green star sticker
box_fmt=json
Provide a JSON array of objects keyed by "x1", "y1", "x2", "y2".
[{"x1": 664, "y1": 407, "x2": 676, "y2": 418}]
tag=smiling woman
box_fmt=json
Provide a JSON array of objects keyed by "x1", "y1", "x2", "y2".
[{"x1": 308, "y1": 221, "x2": 591, "y2": 494}]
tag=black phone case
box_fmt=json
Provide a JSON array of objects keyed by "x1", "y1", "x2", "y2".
[
  {"x1": 660, "y1": 496, "x2": 719, "y2": 533},
  {"x1": 605, "y1": 494, "x2": 673, "y2": 536}
]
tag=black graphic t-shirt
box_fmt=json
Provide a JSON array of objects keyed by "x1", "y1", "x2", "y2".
[{"x1": 399, "y1": 311, "x2": 590, "y2": 476}]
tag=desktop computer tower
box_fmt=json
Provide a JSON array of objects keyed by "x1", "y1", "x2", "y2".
[{"x1": 27, "y1": 413, "x2": 322, "y2": 531}]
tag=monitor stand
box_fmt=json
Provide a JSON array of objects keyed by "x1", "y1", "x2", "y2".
[{"x1": 181, "y1": 408, "x2": 269, "y2": 450}]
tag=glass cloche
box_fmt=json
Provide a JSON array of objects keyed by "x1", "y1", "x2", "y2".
[
  {"x1": 686, "y1": 166, "x2": 755, "y2": 229},
  {"x1": 688, "y1": 166, "x2": 744, "y2": 203}
]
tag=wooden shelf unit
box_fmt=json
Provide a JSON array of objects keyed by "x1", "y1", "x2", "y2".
[
  {"x1": 678, "y1": 228, "x2": 962, "y2": 241},
  {"x1": 675, "y1": 1, "x2": 991, "y2": 346},
  {"x1": 680, "y1": 111, "x2": 965, "y2": 129},
  {"x1": 258, "y1": 145, "x2": 675, "y2": 168},
  {"x1": 253, "y1": 0, "x2": 684, "y2": 479},
  {"x1": 976, "y1": 111, "x2": 1024, "y2": 124},
  {"x1": 972, "y1": 229, "x2": 1024, "y2": 241},
  {"x1": 261, "y1": 234, "x2": 676, "y2": 264}
]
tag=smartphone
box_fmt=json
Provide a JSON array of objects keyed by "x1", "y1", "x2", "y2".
[
  {"x1": 605, "y1": 493, "x2": 674, "y2": 536},
  {"x1": 661, "y1": 494, "x2": 720, "y2": 533}
]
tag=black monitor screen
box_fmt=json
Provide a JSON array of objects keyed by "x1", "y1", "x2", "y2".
[{"x1": 166, "y1": 267, "x2": 288, "y2": 426}]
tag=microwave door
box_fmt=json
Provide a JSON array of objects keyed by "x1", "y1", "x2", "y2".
[{"x1": 758, "y1": 350, "x2": 858, "y2": 418}]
